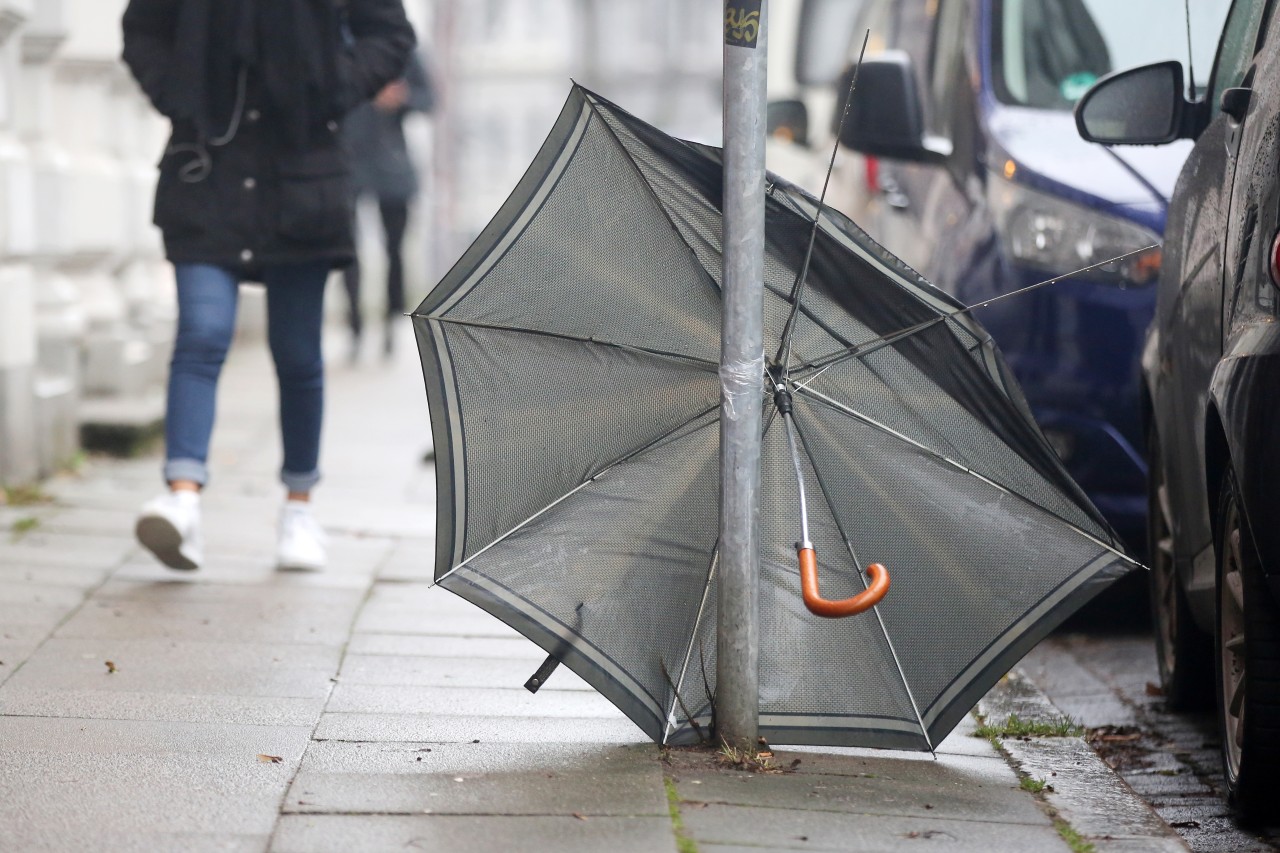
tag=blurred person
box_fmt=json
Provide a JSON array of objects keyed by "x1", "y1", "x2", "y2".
[
  {"x1": 121, "y1": 0, "x2": 415, "y2": 571},
  {"x1": 342, "y1": 50, "x2": 434, "y2": 362}
]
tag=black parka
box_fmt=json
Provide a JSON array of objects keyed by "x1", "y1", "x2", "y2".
[{"x1": 122, "y1": 0, "x2": 415, "y2": 277}]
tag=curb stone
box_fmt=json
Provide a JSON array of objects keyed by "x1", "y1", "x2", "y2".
[{"x1": 979, "y1": 669, "x2": 1190, "y2": 852}]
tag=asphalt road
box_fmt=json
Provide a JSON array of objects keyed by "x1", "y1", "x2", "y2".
[{"x1": 1025, "y1": 577, "x2": 1280, "y2": 853}]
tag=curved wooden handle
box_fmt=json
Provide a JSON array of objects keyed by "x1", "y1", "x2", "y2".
[{"x1": 798, "y1": 547, "x2": 889, "y2": 618}]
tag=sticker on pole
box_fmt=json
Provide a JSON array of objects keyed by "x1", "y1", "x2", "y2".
[{"x1": 725, "y1": 1, "x2": 762, "y2": 48}]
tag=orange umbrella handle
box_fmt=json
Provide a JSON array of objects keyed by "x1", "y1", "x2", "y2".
[{"x1": 798, "y1": 547, "x2": 889, "y2": 618}]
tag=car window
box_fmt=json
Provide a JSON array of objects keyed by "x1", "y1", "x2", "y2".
[
  {"x1": 993, "y1": 0, "x2": 1230, "y2": 110},
  {"x1": 1210, "y1": 0, "x2": 1270, "y2": 107},
  {"x1": 927, "y1": 0, "x2": 968, "y2": 136}
]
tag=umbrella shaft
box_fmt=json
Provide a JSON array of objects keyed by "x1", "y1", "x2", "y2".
[{"x1": 781, "y1": 409, "x2": 812, "y2": 548}]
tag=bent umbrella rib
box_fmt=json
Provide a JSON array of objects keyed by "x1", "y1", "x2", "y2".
[
  {"x1": 664, "y1": 543, "x2": 719, "y2": 743},
  {"x1": 436, "y1": 407, "x2": 721, "y2": 587},
  {"x1": 795, "y1": 385, "x2": 1140, "y2": 567},
  {"x1": 428, "y1": 315, "x2": 719, "y2": 373}
]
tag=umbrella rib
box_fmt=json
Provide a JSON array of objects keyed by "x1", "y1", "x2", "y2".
[
  {"x1": 663, "y1": 543, "x2": 720, "y2": 743},
  {"x1": 795, "y1": 386, "x2": 1140, "y2": 567},
  {"x1": 786, "y1": 412, "x2": 935, "y2": 753},
  {"x1": 429, "y1": 315, "x2": 719, "y2": 372},
  {"x1": 792, "y1": 245, "x2": 1160, "y2": 376},
  {"x1": 581, "y1": 92, "x2": 726, "y2": 303},
  {"x1": 435, "y1": 406, "x2": 722, "y2": 587}
]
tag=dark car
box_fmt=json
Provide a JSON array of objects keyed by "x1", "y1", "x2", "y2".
[
  {"x1": 1076, "y1": 0, "x2": 1280, "y2": 817},
  {"x1": 829, "y1": 0, "x2": 1228, "y2": 555}
]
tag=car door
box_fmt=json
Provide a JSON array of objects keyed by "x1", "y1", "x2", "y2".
[
  {"x1": 873, "y1": 0, "x2": 973, "y2": 280},
  {"x1": 1158, "y1": 0, "x2": 1271, "y2": 576}
]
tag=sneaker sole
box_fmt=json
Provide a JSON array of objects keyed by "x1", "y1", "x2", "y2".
[
  {"x1": 135, "y1": 515, "x2": 199, "y2": 571},
  {"x1": 276, "y1": 557, "x2": 326, "y2": 573}
]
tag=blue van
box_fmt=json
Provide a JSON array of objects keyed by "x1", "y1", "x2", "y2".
[{"x1": 812, "y1": 0, "x2": 1230, "y2": 552}]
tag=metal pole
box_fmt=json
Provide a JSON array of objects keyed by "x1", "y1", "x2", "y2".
[{"x1": 717, "y1": 0, "x2": 766, "y2": 751}]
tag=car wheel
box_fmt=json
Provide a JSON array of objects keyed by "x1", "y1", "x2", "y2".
[
  {"x1": 1214, "y1": 468, "x2": 1280, "y2": 820},
  {"x1": 1147, "y1": 426, "x2": 1211, "y2": 709}
]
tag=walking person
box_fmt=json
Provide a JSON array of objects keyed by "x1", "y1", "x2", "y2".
[
  {"x1": 121, "y1": 0, "x2": 415, "y2": 571},
  {"x1": 342, "y1": 49, "x2": 434, "y2": 362}
]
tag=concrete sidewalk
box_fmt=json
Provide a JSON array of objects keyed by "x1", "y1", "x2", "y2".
[{"x1": 0, "y1": 320, "x2": 1183, "y2": 852}]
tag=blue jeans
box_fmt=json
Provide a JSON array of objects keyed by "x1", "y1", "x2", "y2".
[{"x1": 164, "y1": 262, "x2": 329, "y2": 493}]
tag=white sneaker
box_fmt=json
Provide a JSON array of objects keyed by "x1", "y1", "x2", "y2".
[
  {"x1": 135, "y1": 491, "x2": 203, "y2": 570},
  {"x1": 277, "y1": 502, "x2": 326, "y2": 571}
]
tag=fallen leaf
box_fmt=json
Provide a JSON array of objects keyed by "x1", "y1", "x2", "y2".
[
  {"x1": 257, "y1": 754, "x2": 283, "y2": 764},
  {"x1": 572, "y1": 813, "x2": 588, "y2": 821},
  {"x1": 104, "y1": 661, "x2": 117, "y2": 674},
  {"x1": 1145, "y1": 682, "x2": 1164, "y2": 697}
]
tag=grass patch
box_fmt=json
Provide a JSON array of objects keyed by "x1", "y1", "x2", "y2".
[
  {"x1": 1053, "y1": 817, "x2": 1095, "y2": 853},
  {"x1": 665, "y1": 777, "x2": 698, "y2": 853},
  {"x1": 10, "y1": 516, "x2": 39, "y2": 540},
  {"x1": 1020, "y1": 776, "x2": 1050, "y2": 794},
  {"x1": 973, "y1": 713, "x2": 1083, "y2": 741},
  {"x1": 0, "y1": 484, "x2": 52, "y2": 507}
]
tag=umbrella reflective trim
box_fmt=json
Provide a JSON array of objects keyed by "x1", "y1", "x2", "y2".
[
  {"x1": 663, "y1": 545, "x2": 719, "y2": 743},
  {"x1": 921, "y1": 552, "x2": 1124, "y2": 734},
  {"x1": 787, "y1": 408, "x2": 934, "y2": 752},
  {"x1": 425, "y1": 100, "x2": 594, "y2": 318},
  {"x1": 428, "y1": 315, "x2": 720, "y2": 374},
  {"x1": 442, "y1": 569, "x2": 669, "y2": 739},
  {"x1": 796, "y1": 384, "x2": 1138, "y2": 565},
  {"x1": 420, "y1": 318, "x2": 467, "y2": 570},
  {"x1": 670, "y1": 713, "x2": 929, "y2": 750},
  {"x1": 435, "y1": 407, "x2": 721, "y2": 588}
]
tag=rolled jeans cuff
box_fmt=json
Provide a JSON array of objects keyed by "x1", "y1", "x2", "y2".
[
  {"x1": 281, "y1": 468, "x2": 321, "y2": 493},
  {"x1": 164, "y1": 458, "x2": 208, "y2": 487}
]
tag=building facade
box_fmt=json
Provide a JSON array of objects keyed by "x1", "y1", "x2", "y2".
[
  {"x1": 0, "y1": 0, "x2": 171, "y2": 486},
  {"x1": 0, "y1": 0, "x2": 723, "y2": 488}
]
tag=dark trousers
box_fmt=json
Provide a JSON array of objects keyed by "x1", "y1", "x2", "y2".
[{"x1": 343, "y1": 196, "x2": 410, "y2": 340}]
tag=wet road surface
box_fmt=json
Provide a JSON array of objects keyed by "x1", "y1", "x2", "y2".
[{"x1": 1025, "y1": 581, "x2": 1280, "y2": 852}]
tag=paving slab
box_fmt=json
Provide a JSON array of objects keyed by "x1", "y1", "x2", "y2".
[
  {"x1": 0, "y1": 563, "x2": 113, "y2": 587},
  {"x1": 112, "y1": 552, "x2": 378, "y2": 589},
  {"x1": 325, "y1": 683, "x2": 626, "y2": 717},
  {"x1": 0, "y1": 750, "x2": 295, "y2": 840},
  {"x1": 682, "y1": 802, "x2": 1069, "y2": 852},
  {"x1": 666, "y1": 750, "x2": 1043, "y2": 825},
  {"x1": 0, "y1": 714, "x2": 313, "y2": 756},
  {"x1": 0, "y1": 581, "x2": 93, "y2": 607},
  {"x1": 54, "y1": 597, "x2": 360, "y2": 645},
  {"x1": 313, "y1": 711, "x2": 649, "y2": 744},
  {"x1": 0, "y1": 689, "x2": 328, "y2": 727},
  {"x1": 6, "y1": 831, "x2": 269, "y2": 853},
  {"x1": 270, "y1": 814, "x2": 677, "y2": 853},
  {"x1": 5, "y1": 637, "x2": 340, "y2": 697},
  {"x1": 337, "y1": 653, "x2": 593, "y2": 690},
  {"x1": 345, "y1": 632, "x2": 545, "y2": 659},
  {"x1": 375, "y1": 539, "x2": 437, "y2": 583},
  {"x1": 283, "y1": 742, "x2": 665, "y2": 816}
]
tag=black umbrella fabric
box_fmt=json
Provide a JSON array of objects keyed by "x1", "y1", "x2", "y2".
[{"x1": 412, "y1": 85, "x2": 1136, "y2": 750}]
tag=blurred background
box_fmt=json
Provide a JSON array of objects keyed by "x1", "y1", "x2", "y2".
[{"x1": 0, "y1": 0, "x2": 724, "y2": 487}]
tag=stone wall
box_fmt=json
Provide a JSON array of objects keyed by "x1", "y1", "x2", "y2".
[{"x1": 0, "y1": 0, "x2": 173, "y2": 486}]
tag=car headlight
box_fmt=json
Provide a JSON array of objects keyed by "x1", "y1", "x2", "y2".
[{"x1": 988, "y1": 172, "x2": 1162, "y2": 286}]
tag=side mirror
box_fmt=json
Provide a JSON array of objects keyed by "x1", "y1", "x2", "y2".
[
  {"x1": 767, "y1": 98, "x2": 810, "y2": 147},
  {"x1": 1075, "y1": 60, "x2": 1187, "y2": 145},
  {"x1": 836, "y1": 51, "x2": 945, "y2": 163}
]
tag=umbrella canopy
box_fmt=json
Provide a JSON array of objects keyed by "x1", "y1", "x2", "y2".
[{"x1": 412, "y1": 84, "x2": 1137, "y2": 750}]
